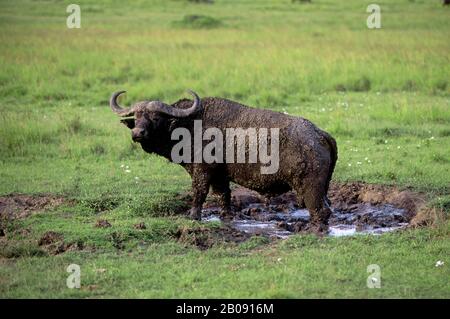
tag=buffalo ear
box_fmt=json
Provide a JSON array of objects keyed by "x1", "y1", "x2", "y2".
[{"x1": 120, "y1": 118, "x2": 135, "y2": 129}]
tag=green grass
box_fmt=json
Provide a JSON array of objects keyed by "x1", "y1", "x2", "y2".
[{"x1": 0, "y1": 0, "x2": 449, "y2": 298}]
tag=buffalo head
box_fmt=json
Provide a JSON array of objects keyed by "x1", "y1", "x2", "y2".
[{"x1": 109, "y1": 90, "x2": 201, "y2": 142}]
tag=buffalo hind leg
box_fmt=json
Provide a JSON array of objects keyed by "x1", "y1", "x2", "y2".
[
  {"x1": 296, "y1": 178, "x2": 332, "y2": 233},
  {"x1": 211, "y1": 178, "x2": 232, "y2": 219}
]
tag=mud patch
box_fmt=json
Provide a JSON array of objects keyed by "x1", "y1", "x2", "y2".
[
  {"x1": 133, "y1": 222, "x2": 147, "y2": 230},
  {"x1": 175, "y1": 226, "x2": 249, "y2": 250},
  {"x1": 38, "y1": 231, "x2": 64, "y2": 246},
  {"x1": 328, "y1": 182, "x2": 423, "y2": 218},
  {"x1": 0, "y1": 194, "x2": 66, "y2": 220},
  {"x1": 38, "y1": 231, "x2": 84, "y2": 255},
  {"x1": 95, "y1": 219, "x2": 112, "y2": 228},
  {"x1": 194, "y1": 182, "x2": 425, "y2": 239}
]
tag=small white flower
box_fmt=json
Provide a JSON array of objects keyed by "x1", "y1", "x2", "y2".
[
  {"x1": 357, "y1": 162, "x2": 362, "y2": 165},
  {"x1": 126, "y1": 165, "x2": 129, "y2": 169},
  {"x1": 277, "y1": 258, "x2": 282, "y2": 262},
  {"x1": 435, "y1": 260, "x2": 444, "y2": 267},
  {"x1": 368, "y1": 160, "x2": 371, "y2": 163},
  {"x1": 134, "y1": 176, "x2": 139, "y2": 180},
  {"x1": 430, "y1": 136, "x2": 435, "y2": 140},
  {"x1": 364, "y1": 157, "x2": 368, "y2": 161},
  {"x1": 348, "y1": 163, "x2": 352, "y2": 167},
  {"x1": 125, "y1": 169, "x2": 131, "y2": 173},
  {"x1": 384, "y1": 140, "x2": 388, "y2": 144},
  {"x1": 120, "y1": 164, "x2": 125, "y2": 168},
  {"x1": 397, "y1": 146, "x2": 401, "y2": 149}
]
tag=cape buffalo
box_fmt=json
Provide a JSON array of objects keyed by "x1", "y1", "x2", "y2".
[{"x1": 110, "y1": 90, "x2": 337, "y2": 232}]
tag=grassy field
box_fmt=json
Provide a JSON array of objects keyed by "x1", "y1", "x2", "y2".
[{"x1": 0, "y1": 0, "x2": 449, "y2": 298}]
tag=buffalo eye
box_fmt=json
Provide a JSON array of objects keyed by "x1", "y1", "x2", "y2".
[{"x1": 120, "y1": 118, "x2": 135, "y2": 129}]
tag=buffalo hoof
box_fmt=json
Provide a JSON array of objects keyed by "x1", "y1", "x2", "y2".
[
  {"x1": 308, "y1": 223, "x2": 329, "y2": 236},
  {"x1": 219, "y1": 210, "x2": 234, "y2": 221},
  {"x1": 189, "y1": 209, "x2": 201, "y2": 221}
]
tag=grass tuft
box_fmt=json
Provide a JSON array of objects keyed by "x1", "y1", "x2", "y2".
[{"x1": 172, "y1": 15, "x2": 223, "y2": 29}]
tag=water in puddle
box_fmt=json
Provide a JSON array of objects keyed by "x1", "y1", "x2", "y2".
[
  {"x1": 202, "y1": 203, "x2": 410, "y2": 238},
  {"x1": 328, "y1": 224, "x2": 408, "y2": 237},
  {"x1": 231, "y1": 220, "x2": 292, "y2": 239}
]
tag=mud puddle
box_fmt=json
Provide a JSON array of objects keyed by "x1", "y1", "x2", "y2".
[{"x1": 199, "y1": 183, "x2": 422, "y2": 238}]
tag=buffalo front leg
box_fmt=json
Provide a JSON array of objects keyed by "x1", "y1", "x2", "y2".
[
  {"x1": 189, "y1": 171, "x2": 211, "y2": 221},
  {"x1": 211, "y1": 178, "x2": 232, "y2": 219}
]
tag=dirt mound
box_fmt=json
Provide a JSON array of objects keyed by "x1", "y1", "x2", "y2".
[
  {"x1": 0, "y1": 194, "x2": 66, "y2": 220},
  {"x1": 175, "y1": 226, "x2": 249, "y2": 250},
  {"x1": 230, "y1": 187, "x2": 265, "y2": 210},
  {"x1": 409, "y1": 207, "x2": 445, "y2": 227},
  {"x1": 328, "y1": 182, "x2": 424, "y2": 218},
  {"x1": 38, "y1": 231, "x2": 84, "y2": 255},
  {"x1": 133, "y1": 222, "x2": 147, "y2": 230},
  {"x1": 38, "y1": 231, "x2": 63, "y2": 246},
  {"x1": 95, "y1": 219, "x2": 112, "y2": 228}
]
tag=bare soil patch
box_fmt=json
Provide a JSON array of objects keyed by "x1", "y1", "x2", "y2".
[
  {"x1": 175, "y1": 225, "x2": 249, "y2": 250},
  {"x1": 134, "y1": 222, "x2": 147, "y2": 230},
  {"x1": 328, "y1": 182, "x2": 424, "y2": 218},
  {"x1": 38, "y1": 231, "x2": 84, "y2": 255},
  {"x1": 95, "y1": 219, "x2": 112, "y2": 228},
  {"x1": 0, "y1": 194, "x2": 66, "y2": 220}
]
